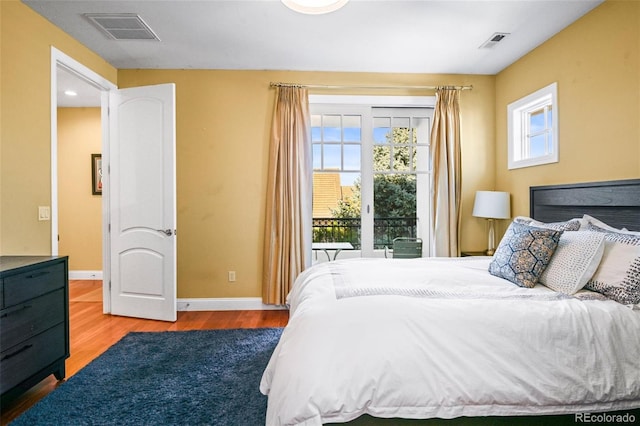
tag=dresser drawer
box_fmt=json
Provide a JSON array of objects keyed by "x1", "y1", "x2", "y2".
[
  {"x1": 0, "y1": 289, "x2": 65, "y2": 350},
  {"x1": 3, "y1": 262, "x2": 66, "y2": 306},
  {"x1": 0, "y1": 322, "x2": 66, "y2": 394}
]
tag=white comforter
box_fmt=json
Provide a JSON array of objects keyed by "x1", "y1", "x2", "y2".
[{"x1": 260, "y1": 257, "x2": 640, "y2": 426}]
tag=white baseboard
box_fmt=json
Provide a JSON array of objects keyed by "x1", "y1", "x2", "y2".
[
  {"x1": 177, "y1": 298, "x2": 287, "y2": 311},
  {"x1": 67, "y1": 275, "x2": 284, "y2": 312},
  {"x1": 69, "y1": 270, "x2": 103, "y2": 280}
]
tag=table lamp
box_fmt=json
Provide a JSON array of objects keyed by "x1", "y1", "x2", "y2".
[{"x1": 472, "y1": 191, "x2": 511, "y2": 255}]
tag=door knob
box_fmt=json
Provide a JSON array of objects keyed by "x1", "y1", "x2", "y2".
[{"x1": 157, "y1": 229, "x2": 173, "y2": 236}]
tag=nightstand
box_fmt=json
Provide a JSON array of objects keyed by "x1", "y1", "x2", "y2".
[{"x1": 461, "y1": 251, "x2": 489, "y2": 257}]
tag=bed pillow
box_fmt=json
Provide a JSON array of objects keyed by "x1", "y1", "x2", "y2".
[
  {"x1": 539, "y1": 231, "x2": 606, "y2": 295},
  {"x1": 514, "y1": 216, "x2": 582, "y2": 231},
  {"x1": 489, "y1": 221, "x2": 562, "y2": 288},
  {"x1": 581, "y1": 223, "x2": 640, "y2": 305},
  {"x1": 581, "y1": 214, "x2": 640, "y2": 236}
]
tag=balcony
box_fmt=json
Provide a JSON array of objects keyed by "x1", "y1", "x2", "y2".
[{"x1": 312, "y1": 217, "x2": 417, "y2": 250}]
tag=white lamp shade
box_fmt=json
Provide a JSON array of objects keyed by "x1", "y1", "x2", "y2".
[
  {"x1": 472, "y1": 191, "x2": 511, "y2": 219},
  {"x1": 282, "y1": 0, "x2": 349, "y2": 14}
]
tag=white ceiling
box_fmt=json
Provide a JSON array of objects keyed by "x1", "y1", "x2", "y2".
[{"x1": 34, "y1": 0, "x2": 603, "y2": 106}]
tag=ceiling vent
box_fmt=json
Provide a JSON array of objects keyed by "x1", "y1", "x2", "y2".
[
  {"x1": 84, "y1": 13, "x2": 160, "y2": 41},
  {"x1": 479, "y1": 32, "x2": 510, "y2": 49}
]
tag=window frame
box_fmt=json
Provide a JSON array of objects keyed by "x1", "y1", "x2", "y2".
[{"x1": 507, "y1": 82, "x2": 558, "y2": 170}]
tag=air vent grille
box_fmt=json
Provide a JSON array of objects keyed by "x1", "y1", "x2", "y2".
[
  {"x1": 85, "y1": 13, "x2": 160, "y2": 41},
  {"x1": 479, "y1": 32, "x2": 510, "y2": 49}
]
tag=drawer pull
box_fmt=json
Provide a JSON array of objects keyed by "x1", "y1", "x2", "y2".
[
  {"x1": 26, "y1": 271, "x2": 51, "y2": 279},
  {"x1": 1, "y1": 344, "x2": 34, "y2": 361},
  {"x1": 0, "y1": 304, "x2": 32, "y2": 318}
]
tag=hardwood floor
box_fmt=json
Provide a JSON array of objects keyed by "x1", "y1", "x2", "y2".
[{"x1": 0, "y1": 280, "x2": 289, "y2": 425}]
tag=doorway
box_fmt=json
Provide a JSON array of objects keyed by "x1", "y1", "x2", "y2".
[
  {"x1": 51, "y1": 48, "x2": 178, "y2": 321},
  {"x1": 51, "y1": 47, "x2": 116, "y2": 313},
  {"x1": 56, "y1": 66, "x2": 102, "y2": 280}
]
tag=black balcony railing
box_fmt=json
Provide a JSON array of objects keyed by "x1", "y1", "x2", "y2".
[
  {"x1": 312, "y1": 217, "x2": 417, "y2": 250},
  {"x1": 374, "y1": 217, "x2": 418, "y2": 249}
]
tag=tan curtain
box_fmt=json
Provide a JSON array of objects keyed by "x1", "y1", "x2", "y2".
[
  {"x1": 262, "y1": 86, "x2": 312, "y2": 305},
  {"x1": 430, "y1": 87, "x2": 462, "y2": 257}
]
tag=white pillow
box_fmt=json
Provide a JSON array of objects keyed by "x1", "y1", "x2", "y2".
[
  {"x1": 581, "y1": 214, "x2": 640, "y2": 235},
  {"x1": 539, "y1": 231, "x2": 605, "y2": 295},
  {"x1": 582, "y1": 223, "x2": 640, "y2": 306}
]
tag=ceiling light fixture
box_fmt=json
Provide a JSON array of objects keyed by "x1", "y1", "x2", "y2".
[
  {"x1": 64, "y1": 90, "x2": 78, "y2": 97},
  {"x1": 282, "y1": 0, "x2": 349, "y2": 15}
]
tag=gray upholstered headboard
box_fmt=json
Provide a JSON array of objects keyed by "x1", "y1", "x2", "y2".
[{"x1": 530, "y1": 179, "x2": 640, "y2": 232}]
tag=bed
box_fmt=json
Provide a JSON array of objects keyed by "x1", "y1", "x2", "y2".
[{"x1": 260, "y1": 179, "x2": 640, "y2": 426}]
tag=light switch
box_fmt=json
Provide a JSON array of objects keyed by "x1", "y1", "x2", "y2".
[{"x1": 38, "y1": 206, "x2": 51, "y2": 221}]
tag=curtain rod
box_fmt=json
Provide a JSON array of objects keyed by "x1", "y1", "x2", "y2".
[{"x1": 269, "y1": 82, "x2": 473, "y2": 91}]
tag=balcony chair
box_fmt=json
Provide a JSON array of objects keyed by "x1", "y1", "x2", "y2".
[{"x1": 385, "y1": 237, "x2": 423, "y2": 259}]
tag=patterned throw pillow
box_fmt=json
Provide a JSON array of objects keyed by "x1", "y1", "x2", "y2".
[
  {"x1": 489, "y1": 221, "x2": 562, "y2": 288},
  {"x1": 539, "y1": 231, "x2": 606, "y2": 295},
  {"x1": 514, "y1": 216, "x2": 582, "y2": 231},
  {"x1": 582, "y1": 223, "x2": 640, "y2": 305}
]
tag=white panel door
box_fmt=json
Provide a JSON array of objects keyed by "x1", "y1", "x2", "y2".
[{"x1": 109, "y1": 83, "x2": 176, "y2": 322}]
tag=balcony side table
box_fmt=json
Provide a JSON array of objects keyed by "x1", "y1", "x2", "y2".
[{"x1": 312, "y1": 242, "x2": 354, "y2": 261}]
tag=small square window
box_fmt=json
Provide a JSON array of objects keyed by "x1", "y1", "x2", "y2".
[{"x1": 507, "y1": 83, "x2": 558, "y2": 169}]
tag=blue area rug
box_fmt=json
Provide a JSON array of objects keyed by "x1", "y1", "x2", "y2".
[{"x1": 11, "y1": 328, "x2": 283, "y2": 426}]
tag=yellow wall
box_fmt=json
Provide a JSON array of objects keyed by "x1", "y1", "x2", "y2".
[
  {"x1": 57, "y1": 108, "x2": 102, "y2": 271},
  {"x1": 118, "y1": 70, "x2": 495, "y2": 297},
  {"x1": 0, "y1": 0, "x2": 116, "y2": 254},
  {"x1": 495, "y1": 0, "x2": 640, "y2": 218}
]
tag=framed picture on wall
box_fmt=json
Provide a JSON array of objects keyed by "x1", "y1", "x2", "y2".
[{"x1": 92, "y1": 153, "x2": 102, "y2": 195}]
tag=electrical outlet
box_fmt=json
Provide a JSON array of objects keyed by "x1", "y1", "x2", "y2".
[{"x1": 228, "y1": 271, "x2": 236, "y2": 282}]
